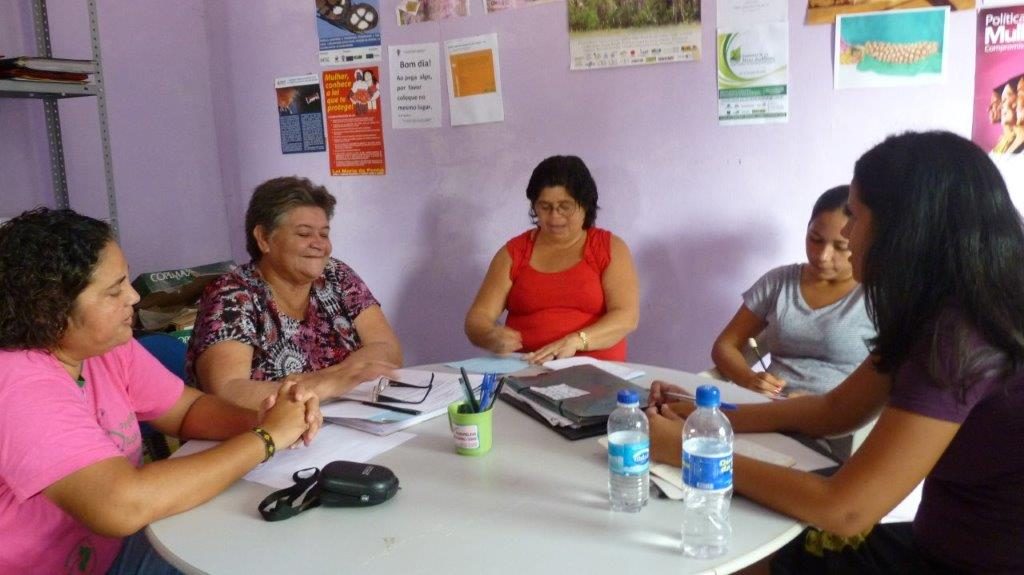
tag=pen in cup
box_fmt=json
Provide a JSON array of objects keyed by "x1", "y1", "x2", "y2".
[
  {"x1": 459, "y1": 367, "x2": 480, "y2": 413},
  {"x1": 478, "y1": 373, "x2": 495, "y2": 412}
]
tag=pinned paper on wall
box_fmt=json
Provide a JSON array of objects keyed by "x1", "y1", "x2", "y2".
[
  {"x1": 716, "y1": 0, "x2": 788, "y2": 126},
  {"x1": 275, "y1": 74, "x2": 326, "y2": 153},
  {"x1": 323, "y1": 66, "x2": 386, "y2": 175},
  {"x1": 717, "y1": 23, "x2": 789, "y2": 125},
  {"x1": 397, "y1": 0, "x2": 469, "y2": 26},
  {"x1": 445, "y1": 33, "x2": 504, "y2": 126},
  {"x1": 485, "y1": 0, "x2": 559, "y2": 13},
  {"x1": 972, "y1": 2, "x2": 1024, "y2": 156},
  {"x1": 834, "y1": 7, "x2": 949, "y2": 90},
  {"x1": 315, "y1": 0, "x2": 382, "y2": 65},
  {"x1": 388, "y1": 42, "x2": 443, "y2": 129},
  {"x1": 806, "y1": 0, "x2": 972, "y2": 26},
  {"x1": 568, "y1": 0, "x2": 702, "y2": 70}
]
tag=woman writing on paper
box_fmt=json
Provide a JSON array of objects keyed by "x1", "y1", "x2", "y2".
[
  {"x1": 0, "y1": 208, "x2": 320, "y2": 574},
  {"x1": 464, "y1": 155, "x2": 639, "y2": 363},
  {"x1": 648, "y1": 131, "x2": 1024, "y2": 573},
  {"x1": 187, "y1": 176, "x2": 402, "y2": 408},
  {"x1": 711, "y1": 185, "x2": 875, "y2": 399}
]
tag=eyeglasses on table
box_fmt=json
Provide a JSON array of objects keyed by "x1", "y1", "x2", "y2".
[{"x1": 371, "y1": 373, "x2": 435, "y2": 404}]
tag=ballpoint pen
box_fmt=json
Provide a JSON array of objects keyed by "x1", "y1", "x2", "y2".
[
  {"x1": 478, "y1": 373, "x2": 494, "y2": 411},
  {"x1": 489, "y1": 376, "x2": 507, "y2": 410},
  {"x1": 361, "y1": 401, "x2": 422, "y2": 416},
  {"x1": 662, "y1": 390, "x2": 737, "y2": 411},
  {"x1": 748, "y1": 337, "x2": 770, "y2": 372},
  {"x1": 459, "y1": 367, "x2": 480, "y2": 413}
]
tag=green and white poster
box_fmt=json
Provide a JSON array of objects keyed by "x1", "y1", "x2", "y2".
[{"x1": 717, "y1": 23, "x2": 789, "y2": 125}]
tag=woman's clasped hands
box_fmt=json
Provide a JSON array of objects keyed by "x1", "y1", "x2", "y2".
[{"x1": 257, "y1": 380, "x2": 324, "y2": 449}]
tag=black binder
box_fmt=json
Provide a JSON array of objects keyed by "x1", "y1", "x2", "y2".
[{"x1": 500, "y1": 364, "x2": 649, "y2": 440}]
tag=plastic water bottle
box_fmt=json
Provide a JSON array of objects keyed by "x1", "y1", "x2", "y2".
[
  {"x1": 681, "y1": 385, "x2": 734, "y2": 558},
  {"x1": 607, "y1": 389, "x2": 650, "y2": 512}
]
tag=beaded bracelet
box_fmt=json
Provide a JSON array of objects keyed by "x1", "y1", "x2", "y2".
[{"x1": 251, "y1": 427, "x2": 276, "y2": 462}]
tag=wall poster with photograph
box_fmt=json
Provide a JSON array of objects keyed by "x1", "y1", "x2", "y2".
[
  {"x1": 973, "y1": 3, "x2": 1024, "y2": 156},
  {"x1": 485, "y1": 0, "x2": 560, "y2": 13},
  {"x1": 397, "y1": 0, "x2": 470, "y2": 26},
  {"x1": 275, "y1": 74, "x2": 326, "y2": 154},
  {"x1": 315, "y1": 0, "x2": 382, "y2": 66},
  {"x1": 568, "y1": 0, "x2": 702, "y2": 70},
  {"x1": 806, "y1": 0, "x2": 973, "y2": 26}
]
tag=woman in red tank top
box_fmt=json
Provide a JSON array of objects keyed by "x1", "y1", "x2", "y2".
[{"x1": 464, "y1": 156, "x2": 639, "y2": 363}]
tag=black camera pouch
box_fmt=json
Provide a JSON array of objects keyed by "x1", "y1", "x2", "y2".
[{"x1": 258, "y1": 461, "x2": 399, "y2": 522}]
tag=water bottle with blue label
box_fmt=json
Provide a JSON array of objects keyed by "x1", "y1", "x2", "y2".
[
  {"x1": 681, "y1": 384, "x2": 734, "y2": 557},
  {"x1": 607, "y1": 389, "x2": 649, "y2": 512}
]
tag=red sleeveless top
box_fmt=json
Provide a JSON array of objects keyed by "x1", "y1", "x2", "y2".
[{"x1": 504, "y1": 227, "x2": 627, "y2": 361}]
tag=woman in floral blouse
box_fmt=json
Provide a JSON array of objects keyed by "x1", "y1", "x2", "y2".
[{"x1": 187, "y1": 176, "x2": 402, "y2": 408}]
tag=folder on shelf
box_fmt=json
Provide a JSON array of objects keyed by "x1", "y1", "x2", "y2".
[
  {"x1": 500, "y1": 364, "x2": 649, "y2": 440},
  {"x1": 0, "y1": 68, "x2": 89, "y2": 83},
  {"x1": 0, "y1": 56, "x2": 98, "y2": 74}
]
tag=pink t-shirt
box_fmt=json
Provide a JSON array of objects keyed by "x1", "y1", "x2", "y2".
[{"x1": 0, "y1": 339, "x2": 183, "y2": 574}]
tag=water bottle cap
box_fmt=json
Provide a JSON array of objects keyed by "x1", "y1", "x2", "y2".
[
  {"x1": 695, "y1": 385, "x2": 721, "y2": 408},
  {"x1": 616, "y1": 389, "x2": 639, "y2": 405}
]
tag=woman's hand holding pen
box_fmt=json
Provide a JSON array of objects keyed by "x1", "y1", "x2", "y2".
[
  {"x1": 739, "y1": 371, "x2": 786, "y2": 397},
  {"x1": 647, "y1": 380, "x2": 696, "y2": 418}
]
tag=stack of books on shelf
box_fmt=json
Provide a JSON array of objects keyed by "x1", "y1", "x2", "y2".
[{"x1": 0, "y1": 56, "x2": 97, "y2": 83}]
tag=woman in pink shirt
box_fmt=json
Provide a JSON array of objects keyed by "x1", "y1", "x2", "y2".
[{"x1": 0, "y1": 208, "x2": 321, "y2": 574}]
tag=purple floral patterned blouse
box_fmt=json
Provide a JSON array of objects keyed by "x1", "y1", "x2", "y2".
[{"x1": 185, "y1": 259, "x2": 380, "y2": 387}]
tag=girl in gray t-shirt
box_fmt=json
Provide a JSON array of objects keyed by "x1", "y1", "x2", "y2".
[{"x1": 711, "y1": 185, "x2": 876, "y2": 397}]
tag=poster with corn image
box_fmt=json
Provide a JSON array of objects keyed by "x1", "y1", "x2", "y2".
[{"x1": 834, "y1": 6, "x2": 949, "y2": 90}]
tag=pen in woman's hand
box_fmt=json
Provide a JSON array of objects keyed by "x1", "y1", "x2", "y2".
[{"x1": 748, "y1": 337, "x2": 770, "y2": 372}]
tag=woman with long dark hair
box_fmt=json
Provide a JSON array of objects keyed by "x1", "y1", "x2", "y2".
[{"x1": 649, "y1": 131, "x2": 1024, "y2": 573}]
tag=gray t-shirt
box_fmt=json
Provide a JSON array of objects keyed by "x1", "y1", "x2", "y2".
[{"x1": 742, "y1": 264, "x2": 875, "y2": 395}]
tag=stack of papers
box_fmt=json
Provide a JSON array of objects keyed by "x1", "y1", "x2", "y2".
[
  {"x1": 321, "y1": 368, "x2": 481, "y2": 436},
  {"x1": 0, "y1": 57, "x2": 97, "y2": 83}
]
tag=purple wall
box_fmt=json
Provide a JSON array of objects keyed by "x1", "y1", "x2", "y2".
[
  {"x1": 5, "y1": 1, "x2": 1011, "y2": 372},
  {"x1": 1, "y1": 0, "x2": 232, "y2": 274}
]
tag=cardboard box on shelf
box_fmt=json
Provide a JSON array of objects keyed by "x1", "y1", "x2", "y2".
[{"x1": 133, "y1": 261, "x2": 235, "y2": 332}]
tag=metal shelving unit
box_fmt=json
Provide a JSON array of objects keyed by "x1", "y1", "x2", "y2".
[{"x1": 0, "y1": 0, "x2": 118, "y2": 234}]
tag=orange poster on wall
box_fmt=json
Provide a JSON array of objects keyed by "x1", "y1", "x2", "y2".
[
  {"x1": 322, "y1": 67, "x2": 386, "y2": 176},
  {"x1": 449, "y1": 50, "x2": 496, "y2": 97}
]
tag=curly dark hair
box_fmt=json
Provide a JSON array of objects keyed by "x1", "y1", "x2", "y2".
[
  {"x1": 0, "y1": 208, "x2": 114, "y2": 350},
  {"x1": 245, "y1": 176, "x2": 337, "y2": 261},
  {"x1": 526, "y1": 156, "x2": 600, "y2": 229}
]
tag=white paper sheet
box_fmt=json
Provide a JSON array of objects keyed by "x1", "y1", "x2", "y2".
[
  {"x1": 542, "y1": 356, "x2": 646, "y2": 380},
  {"x1": 387, "y1": 42, "x2": 442, "y2": 129},
  {"x1": 173, "y1": 424, "x2": 414, "y2": 489},
  {"x1": 445, "y1": 33, "x2": 504, "y2": 126}
]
